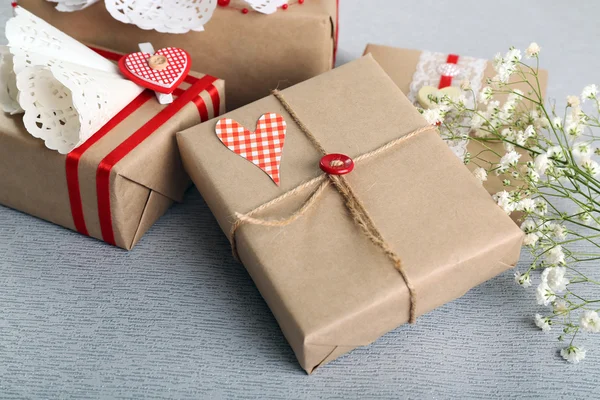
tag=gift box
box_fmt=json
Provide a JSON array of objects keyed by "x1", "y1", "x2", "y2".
[
  {"x1": 18, "y1": 0, "x2": 339, "y2": 111},
  {"x1": 177, "y1": 55, "x2": 524, "y2": 373},
  {"x1": 0, "y1": 46, "x2": 225, "y2": 250},
  {"x1": 363, "y1": 44, "x2": 549, "y2": 211}
]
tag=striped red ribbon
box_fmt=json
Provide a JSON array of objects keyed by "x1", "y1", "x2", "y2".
[
  {"x1": 66, "y1": 48, "x2": 220, "y2": 245},
  {"x1": 438, "y1": 54, "x2": 459, "y2": 89}
]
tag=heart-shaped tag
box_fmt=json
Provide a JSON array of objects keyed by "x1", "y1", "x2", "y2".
[
  {"x1": 118, "y1": 47, "x2": 191, "y2": 94},
  {"x1": 417, "y1": 86, "x2": 461, "y2": 109},
  {"x1": 215, "y1": 113, "x2": 287, "y2": 186}
]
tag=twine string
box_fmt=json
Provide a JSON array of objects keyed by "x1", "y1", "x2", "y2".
[{"x1": 230, "y1": 90, "x2": 436, "y2": 324}]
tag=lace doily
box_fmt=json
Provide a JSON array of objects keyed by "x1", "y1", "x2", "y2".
[
  {"x1": 48, "y1": 0, "x2": 290, "y2": 33},
  {"x1": 408, "y1": 51, "x2": 487, "y2": 161},
  {"x1": 48, "y1": 0, "x2": 100, "y2": 12},
  {"x1": 2, "y1": 7, "x2": 143, "y2": 154}
]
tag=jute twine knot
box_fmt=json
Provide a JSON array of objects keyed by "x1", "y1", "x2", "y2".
[{"x1": 229, "y1": 90, "x2": 437, "y2": 324}]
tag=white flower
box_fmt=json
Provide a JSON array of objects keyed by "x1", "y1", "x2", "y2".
[
  {"x1": 493, "y1": 190, "x2": 517, "y2": 214},
  {"x1": 535, "y1": 199, "x2": 548, "y2": 216},
  {"x1": 526, "y1": 42, "x2": 540, "y2": 58},
  {"x1": 581, "y1": 84, "x2": 598, "y2": 101},
  {"x1": 534, "y1": 153, "x2": 552, "y2": 175},
  {"x1": 580, "y1": 311, "x2": 600, "y2": 333},
  {"x1": 554, "y1": 300, "x2": 569, "y2": 314},
  {"x1": 551, "y1": 224, "x2": 567, "y2": 240},
  {"x1": 573, "y1": 142, "x2": 593, "y2": 160},
  {"x1": 567, "y1": 95, "x2": 581, "y2": 108},
  {"x1": 535, "y1": 314, "x2": 551, "y2": 332},
  {"x1": 561, "y1": 346, "x2": 586, "y2": 363},
  {"x1": 498, "y1": 151, "x2": 521, "y2": 173},
  {"x1": 536, "y1": 282, "x2": 555, "y2": 306},
  {"x1": 517, "y1": 198, "x2": 536, "y2": 213},
  {"x1": 552, "y1": 117, "x2": 563, "y2": 129},
  {"x1": 460, "y1": 79, "x2": 472, "y2": 91},
  {"x1": 521, "y1": 220, "x2": 536, "y2": 233},
  {"x1": 526, "y1": 167, "x2": 540, "y2": 185},
  {"x1": 580, "y1": 158, "x2": 600, "y2": 177},
  {"x1": 545, "y1": 247, "x2": 566, "y2": 267},
  {"x1": 473, "y1": 167, "x2": 488, "y2": 184},
  {"x1": 523, "y1": 233, "x2": 540, "y2": 247},
  {"x1": 524, "y1": 125, "x2": 536, "y2": 138},
  {"x1": 541, "y1": 266, "x2": 568, "y2": 292},
  {"x1": 422, "y1": 108, "x2": 443, "y2": 125},
  {"x1": 506, "y1": 48, "x2": 522, "y2": 63},
  {"x1": 514, "y1": 271, "x2": 532, "y2": 287},
  {"x1": 566, "y1": 121, "x2": 584, "y2": 138},
  {"x1": 480, "y1": 86, "x2": 493, "y2": 104}
]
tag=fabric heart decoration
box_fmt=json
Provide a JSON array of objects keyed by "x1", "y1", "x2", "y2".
[
  {"x1": 417, "y1": 85, "x2": 462, "y2": 109},
  {"x1": 118, "y1": 47, "x2": 191, "y2": 94},
  {"x1": 215, "y1": 113, "x2": 287, "y2": 186}
]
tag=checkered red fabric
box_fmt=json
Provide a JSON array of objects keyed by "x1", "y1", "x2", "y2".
[
  {"x1": 215, "y1": 113, "x2": 287, "y2": 186},
  {"x1": 124, "y1": 47, "x2": 188, "y2": 89}
]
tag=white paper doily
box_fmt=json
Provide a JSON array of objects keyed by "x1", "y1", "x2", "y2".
[
  {"x1": 48, "y1": 0, "x2": 289, "y2": 34},
  {"x1": 1, "y1": 7, "x2": 143, "y2": 154}
]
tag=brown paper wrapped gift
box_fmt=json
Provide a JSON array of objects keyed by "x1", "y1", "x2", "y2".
[
  {"x1": 0, "y1": 57, "x2": 225, "y2": 250},
  {"x1": 19, "y1": 0, "x2": 338, "y2": 111},
  {"x1": 363, "y1": 44, "x2": 549, "y2": 213},
  {"x1": 177, "y1": 55, "x2": 524, "y2": 373}
]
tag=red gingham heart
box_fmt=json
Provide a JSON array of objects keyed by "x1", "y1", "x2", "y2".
[
  {"x1": 118, "y1": 47, "x2": 191, "y2": 94},
  {"x1": 215, "y1": 113, "x2": 287, "y2": 186}
]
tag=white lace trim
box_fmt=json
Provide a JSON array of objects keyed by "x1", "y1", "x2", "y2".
[
  {"x1": 47, "y1": 0, "x2": 288, "y2": 34},
  {"x1": 2, "y1": 7, "x2": 143, "y2": 154},
  {"x1": 408, "y1": 51, "x2": 487, "y2": 161}
]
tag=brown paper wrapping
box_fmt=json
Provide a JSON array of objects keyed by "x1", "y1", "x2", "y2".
[
  {"x1": 177, "y1": 56, "x2": 524, "y2": 373},
  {"x1": 18, "y1": 0, "x2": 338, "y2": 111},
  {"x1": 0, "y1": 71, "x2": 225, "y2": 250},
  {"x1": 363, "y1": 44, "x2": 549, "y2": 220}
]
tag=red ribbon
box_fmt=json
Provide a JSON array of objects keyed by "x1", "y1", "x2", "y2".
[
  {"x1": 66, "y1": 48, "x2": 220, "y2": 245},
  {"x1": 438, "y1": 54, "x2": 459, "y2": 89}
]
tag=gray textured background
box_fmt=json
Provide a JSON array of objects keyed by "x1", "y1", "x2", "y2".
[{"x1": 1, "y1": 1, "x2": 600, "y2": 399}]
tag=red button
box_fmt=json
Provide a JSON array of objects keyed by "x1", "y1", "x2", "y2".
[{"x1": 320, "y1": 154, "x2": 354, "y2": 175}]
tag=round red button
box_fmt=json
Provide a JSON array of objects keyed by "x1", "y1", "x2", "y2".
[{"x1": 320, "y1": 154, "x2": 354, "y2": 175}]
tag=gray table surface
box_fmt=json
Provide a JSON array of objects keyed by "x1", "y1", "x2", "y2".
[{"x1": 2, "y1": 1, "x2": 600, "y2": 399}]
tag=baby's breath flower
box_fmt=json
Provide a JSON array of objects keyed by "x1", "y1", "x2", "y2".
[
  {"x1": 421, "y1": 108, "x2": 443, "y2": 126},
  {"x1": 535, "y1": 199, "x2": 548, "y2": 215},
  {"x1": 493, "y1": 190, "x2": 518, "y2": 214},
  {"x1": 544, "y1": 248, "x2": 566, "y2": 267},
  {"x1": 580, "y1": 158, "x2": 600, "y2": 177},
  {"x1": 554, "y1": 300, "x2": 569, "y2": 314},
  {"x1": 573, "y1": 142, "x2": 593, "y2": 160},
  {"x1": 497, "y1": 151, "x2": 521, "y2": 174},
  {"x1": 521, "y1": 220, "x2": 536, "y2": 233},
  {"x1": 581, "y1": 84, "x2": 598, "y2": 102},
  {"x1": 580, "y1": 311, "x2": 600, "y2": 333},
  {"x1": 523, "y1": 233, "x2": 540, "y2": 247},
  {"x1": 460, "y1": 79, "x2": 471, "y2": 91},
  {"x1": 517, "y1": 198, "x2": 536, "y2": 213},
  {"x1": 561, "y1": 346, "x2": 586, "y2": 363},
  {"x1": 472, "y1": 167, "x2": 487, "y2": 184},
  {"x1": 534, "y1": 153, "x2": 552, "y2": 175},
  {"x1": 526, "y1": 42, "x2": 541, "y2": 58},
  {"x1": 552, "y1": 117, "x2": 563, "y2": 129},
  {"x1": 524, "y1": 125, "x2": 536, "y2": 138},
  {"x1": 536, "y1": 282, "x2": 556, "y2": 306},
  {"x1": 535, "y1": 314, "x2": 552, "y2": 332},
  {"x1": 567, "y1": 95, "x2": 580, "y2": 108},
  {"x1": 514, "y1": 271, "x2": 532, "y2": 287},
  {"x1": 480, "y1": 86, "x2": 493, "y2": 104}
]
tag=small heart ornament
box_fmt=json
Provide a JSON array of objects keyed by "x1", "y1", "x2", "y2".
[
  {"x1": 215, "y1": 113, "x2": 287, "y2": 186},
  {"x1": 417, "y1": 86, "x2": 461, "y2": 109},
  {"x1": 119, "y1": 47, "x2": 191, "y2": 94}
]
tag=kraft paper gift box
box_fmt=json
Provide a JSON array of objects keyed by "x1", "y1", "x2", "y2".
[
  {"x1": 0, "y1": 47, "x2": 225, "y2": 250},
  {"x1": 363, "y1": 44, "x2": 549, "y2": 213},
  {"x1": 177, "y1": 55, "x2": 524, "y2": 373},
  {"x1": 19, "y1": 0, "x2": 339, "y2": 111}
]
